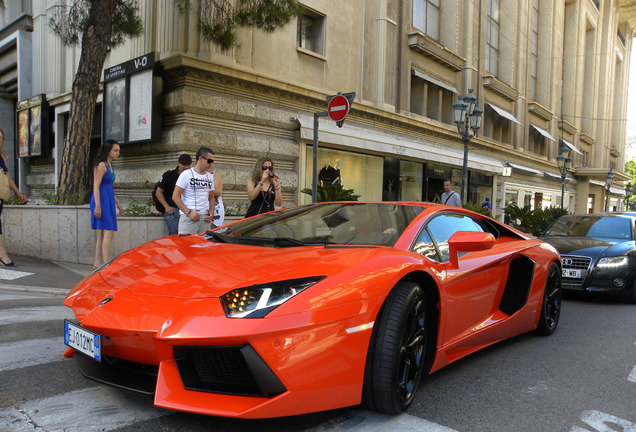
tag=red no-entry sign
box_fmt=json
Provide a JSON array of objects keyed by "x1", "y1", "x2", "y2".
[{"x1": 327, "y1": 95, "x2": 350, "y2": 122}]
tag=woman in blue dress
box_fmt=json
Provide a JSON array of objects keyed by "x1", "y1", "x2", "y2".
[{"x1": 90, "y1": 140, "x2": 124, "y2": 269}]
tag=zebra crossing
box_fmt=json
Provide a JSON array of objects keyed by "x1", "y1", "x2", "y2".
[{"x1": 0, "y1": 291, "x2": 170, "y2": 432}]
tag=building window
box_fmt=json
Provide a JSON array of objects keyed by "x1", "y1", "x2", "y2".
[
  {"x1": 529, "y1": 0, "x2": 539, "y2": 99},
  {"x1": 483, "y1": 104, "x2": 513, "y2": 145},
  {"x1": 486, "y1": 0, "x2": 499, "y2": 76},
  {"x1": 409, "y1": 70, "x2": 455, "y2": 124},
  {"x1": 413, "y1": 0, "x2": 440, "y2": 40},
  {"x1": 297, "y1": 8, "x2": 325, "y2": 55},
  {"x1": 580, "y1": 150, "x2": 589, "y2": 167},
  {"x1": 529, "y1": 127, "x2": 547, "y2": 157}
]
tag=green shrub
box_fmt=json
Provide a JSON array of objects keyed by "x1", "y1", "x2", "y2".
[
  {"x1": 301, "y1": 185, "x2": 360, "y2": 202},
  {"x1": 124, "y1": 198, "x2": 158, "y2": 217}
]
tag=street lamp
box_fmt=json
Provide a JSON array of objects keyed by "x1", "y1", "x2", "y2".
[
  {"x1": 604, "y1": 169, "x2": 615, "y2": 212},
  {"x1": 453, "y1": 89, "x2": 482, "y2": 205},
  {"x1": 556, "y1": 144, "x2": 572, "y2": 208},
  {"x1": 625, "y1": 183, "x2": 633, "y2": 211}
]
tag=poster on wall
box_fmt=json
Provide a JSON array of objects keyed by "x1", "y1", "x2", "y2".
[
  {"x1": 17, "y1": 109, "x2": 29, "y2": 157},
  {"x1": 16, "y1": 94, "x2": 49, "y2": 158},
  {"x1": 103, "y1": 77, "x2": 126, "y2": 143},
  {"x1": 102, "y1": 52, "x2": 161, "y2": 144},
  {"x1": 128, "y1": 69, "x2": 153, "y2": 142},
  {"x1": 29, "y1": 105, "x2": 42, "y2": 156}
]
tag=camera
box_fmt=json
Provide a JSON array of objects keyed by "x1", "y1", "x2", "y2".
[{"x1": 268, "y1": 172, "x2": 274, "y2": 178}]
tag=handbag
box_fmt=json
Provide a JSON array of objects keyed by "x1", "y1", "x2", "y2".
[{"x1": 0, "y1": 170, "x2": 10, "y2": 201}]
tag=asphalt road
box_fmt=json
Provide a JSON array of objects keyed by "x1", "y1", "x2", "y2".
[{"x1": 0, "y1": 257, "x2": 635, "y2": 431}]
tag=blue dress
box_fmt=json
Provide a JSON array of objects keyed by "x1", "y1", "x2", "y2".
[{"x1": 90, "y1": 162, "x2": 117, "y2": 231}]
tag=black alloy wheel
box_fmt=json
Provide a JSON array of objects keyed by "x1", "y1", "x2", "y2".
[
  {"x1": 535, "y1": 262, "x2": 562, "y2": 335},
  {"x1": 363, "y1": 281, "x2": 428, "y2": 414}
]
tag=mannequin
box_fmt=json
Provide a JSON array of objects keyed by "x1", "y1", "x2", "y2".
[{"x1": 319, "y1": 158, "x2": 341, "y2": 187}]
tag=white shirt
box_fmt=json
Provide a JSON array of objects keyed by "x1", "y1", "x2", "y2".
[{"x1": 175, "y1": 168, "x2": 215, "y2": 215}]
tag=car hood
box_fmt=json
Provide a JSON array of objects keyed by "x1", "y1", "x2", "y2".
[
  {"x1": 88, "y1": 235, "x2": 392, "y2": 299},
  {"x1": 541, "y1": 236, "x2": 634, "y2": 258}
]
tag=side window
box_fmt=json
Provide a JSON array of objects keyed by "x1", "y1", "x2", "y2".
[
  {"x1": 420, "y1": 213, "x2": 485, "y2": 262},
  {"x1": 413, "y1": 228, "x2": 438, "y2": 261}
]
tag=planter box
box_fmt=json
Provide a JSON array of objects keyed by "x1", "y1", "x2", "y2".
[{"x1": 3, "y1": 205, "x2": 240, "y2": 265}]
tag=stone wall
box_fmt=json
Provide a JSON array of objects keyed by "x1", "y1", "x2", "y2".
[{"x1": 4, "y1": 205, "x2": 171, "y2": 264}]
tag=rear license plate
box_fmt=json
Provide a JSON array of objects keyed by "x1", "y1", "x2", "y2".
[
  {"x1": 562, "y1": 269, "x2": 581, "y2": 278},
  {"x1": 64, "y1": 320, "x2": 101, "y2": 361}
]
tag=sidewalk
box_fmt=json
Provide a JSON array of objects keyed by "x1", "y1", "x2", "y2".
[{"x1": 0, "y1": 255, "x2": 93, "y2": 297}]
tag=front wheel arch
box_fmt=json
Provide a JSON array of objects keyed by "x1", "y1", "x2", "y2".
[{"x1": 362, "y1": 278, "x2": 438, "y2": 414}]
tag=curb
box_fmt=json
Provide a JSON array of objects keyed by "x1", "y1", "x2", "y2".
[{"x1": 0, "y1": 283, "x2": 70, "y2": 297}]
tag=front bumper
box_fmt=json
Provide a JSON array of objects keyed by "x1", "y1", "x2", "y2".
[{"x1": 65, "y1": 293, "x2": 378, "y2": 418}]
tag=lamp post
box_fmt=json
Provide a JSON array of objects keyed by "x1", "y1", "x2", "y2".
[
  {"x1": 626, "y1": 183, "x2": 633, "y2": 211},
  {"x1": 604, "y1": 169, "x2": 615, "y2": 212},
  {"x1": 453, "y1": 89, "x2": 482, "y2": 206},
  {"x1": 556, "y1": 144, "x2": 572, "y2": 208}
]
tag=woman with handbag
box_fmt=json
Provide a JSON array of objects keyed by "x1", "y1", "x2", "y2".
[{"x1": 0, "y1": 129, "x2": 28, "y2": 266}]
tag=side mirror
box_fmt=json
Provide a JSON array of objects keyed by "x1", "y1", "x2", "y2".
[{"x1": 448, "y1": 231, "x2": 496, "y2": 268}]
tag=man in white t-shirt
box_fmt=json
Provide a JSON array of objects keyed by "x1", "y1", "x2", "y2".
[
  {"x1": 172, "y1": 147, "x2": 216, "y2": 234},
  {"x1": 441, "y1": 179, "x2": 462, "y2": 207}
]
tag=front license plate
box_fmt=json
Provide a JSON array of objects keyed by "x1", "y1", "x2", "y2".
[
  {"x1": 64, "y1": 320, "x2": 101, "y2": 361},
  {"x1": 562, "y1": 269, "x2": 581, "y2": 278}
]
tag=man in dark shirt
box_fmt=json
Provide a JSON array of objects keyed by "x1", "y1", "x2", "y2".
[{"x1": 155, "y1": 154, "x2": 192, "y2": 235}]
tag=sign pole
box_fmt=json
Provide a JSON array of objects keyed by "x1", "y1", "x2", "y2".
[
  {"x1": 312, "y1": 92, "x2": 355, "y2": 203},
  {"x1": 313, "y1": 111, "x2": 328, "y2": 203}
]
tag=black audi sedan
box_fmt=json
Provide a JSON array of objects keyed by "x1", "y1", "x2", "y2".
[{"x1": 539, "y1": 213, "x2": 636, "y2": 303}]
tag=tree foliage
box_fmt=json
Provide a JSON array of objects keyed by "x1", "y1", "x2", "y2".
[
  {"x1": 49, "y1": 0, "x2": 143, "y2": 48},
  {"x1": 176, "y1": 0, "x2": 303, "y2": 49}
]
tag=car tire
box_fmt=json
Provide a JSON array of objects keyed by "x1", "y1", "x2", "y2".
[
  {"x1": 535, "y1": 262, "x2": 562, "y2": 335},
  {"x1": 362, "y1": 280, "x2": 428, "y2": 414}
]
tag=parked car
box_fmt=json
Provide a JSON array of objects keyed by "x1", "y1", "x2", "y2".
[
  {"x1": 63, "y1": 202, "x2": 562, "y2": 418},
  {"x1": 539, "y1": 212, "x2": 636, "y2": 303}
]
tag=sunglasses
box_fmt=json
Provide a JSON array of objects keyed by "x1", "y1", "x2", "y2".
[
  {"x1": 261, "y1": 165, "x2": 272, "y2": 171},
  {"x1": 203, "y1": 158, "x2": 214, "y2": 164}
]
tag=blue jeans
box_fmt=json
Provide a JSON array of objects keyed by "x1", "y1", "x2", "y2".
[{"x1": 164, "y1": 207, "x2": 180, "y2": 235}]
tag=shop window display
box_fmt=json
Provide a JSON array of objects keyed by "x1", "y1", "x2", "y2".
[{"x1": 304, "y1": 147, "x2": 383, "y2": 203}]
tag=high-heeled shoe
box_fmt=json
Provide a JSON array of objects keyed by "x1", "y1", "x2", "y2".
[{"x1": 0, "y1": 257, "x2": 15, "y2": 266}]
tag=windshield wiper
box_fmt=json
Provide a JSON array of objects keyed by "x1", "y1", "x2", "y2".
[
  {"x1": 273, "y1": 237, "x2": 305, "y2": 246},
  {"x1": 273, "y1": 237, "x2": 336, "y2": 247},
  {"x1": 206, "y1": 230, "x2": 228, "y2": 243}
]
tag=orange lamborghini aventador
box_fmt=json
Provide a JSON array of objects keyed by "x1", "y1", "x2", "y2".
[{"x1": 63, "y1": 202, "x2": 562, "y2": 418}]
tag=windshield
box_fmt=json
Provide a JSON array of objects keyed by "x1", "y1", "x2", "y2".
[
  {"x1": 209, "y1": 203, "x2": 425, "y2": 247},
  {"x1": 543, "y1": 215, "x2": 634, "y2": 240}
]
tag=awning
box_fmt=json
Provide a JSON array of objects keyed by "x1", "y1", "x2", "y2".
[
  {"x1": 296, "y1": 117, "x2": 503, "y2": 174},
  {"x1": 530, "y1": 125, "x2": 557, "y2": 142},
  {"x1": 411, "y1": 69, "x2": 457, "y2": 93},
  {"x1": 610, "y1": 186, "x2": 628, "y2": 195},
  {"x1": 506, "y1": 162, "x2": 542, "y2": 175},
  {"x1": 485, "y1": 103, "x2": 522, "y2": 125},
  {"x1": 543, "y1": 171, "x2": 562, "y2": 180},
  {"x1": 559, "y1": 138, "x2": 583, "y2": 155}
]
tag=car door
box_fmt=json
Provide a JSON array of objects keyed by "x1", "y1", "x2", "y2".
[{"x1": 414, "y1": 212, "x2": 512, "y2": 348}]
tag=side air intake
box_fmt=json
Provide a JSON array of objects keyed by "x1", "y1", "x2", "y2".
[{"x1": 499, "y1": 255, "x2": 535, "y2": 315}]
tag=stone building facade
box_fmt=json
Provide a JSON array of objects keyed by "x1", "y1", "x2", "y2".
[{"x1": 1, "y1": 0, "x2": 636, "y2": 219}]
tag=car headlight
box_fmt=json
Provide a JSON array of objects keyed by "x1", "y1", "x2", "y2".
[
  {"x1": 220, "y1": 276, "x2": 325, "y2": 318},
  {"x1": 597, "y1": 256, "x2": 628, "y2": 268}
]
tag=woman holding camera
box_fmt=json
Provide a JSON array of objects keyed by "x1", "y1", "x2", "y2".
[{"x1": 245, "y1": 158, "x2": 282, "y2": 217}]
